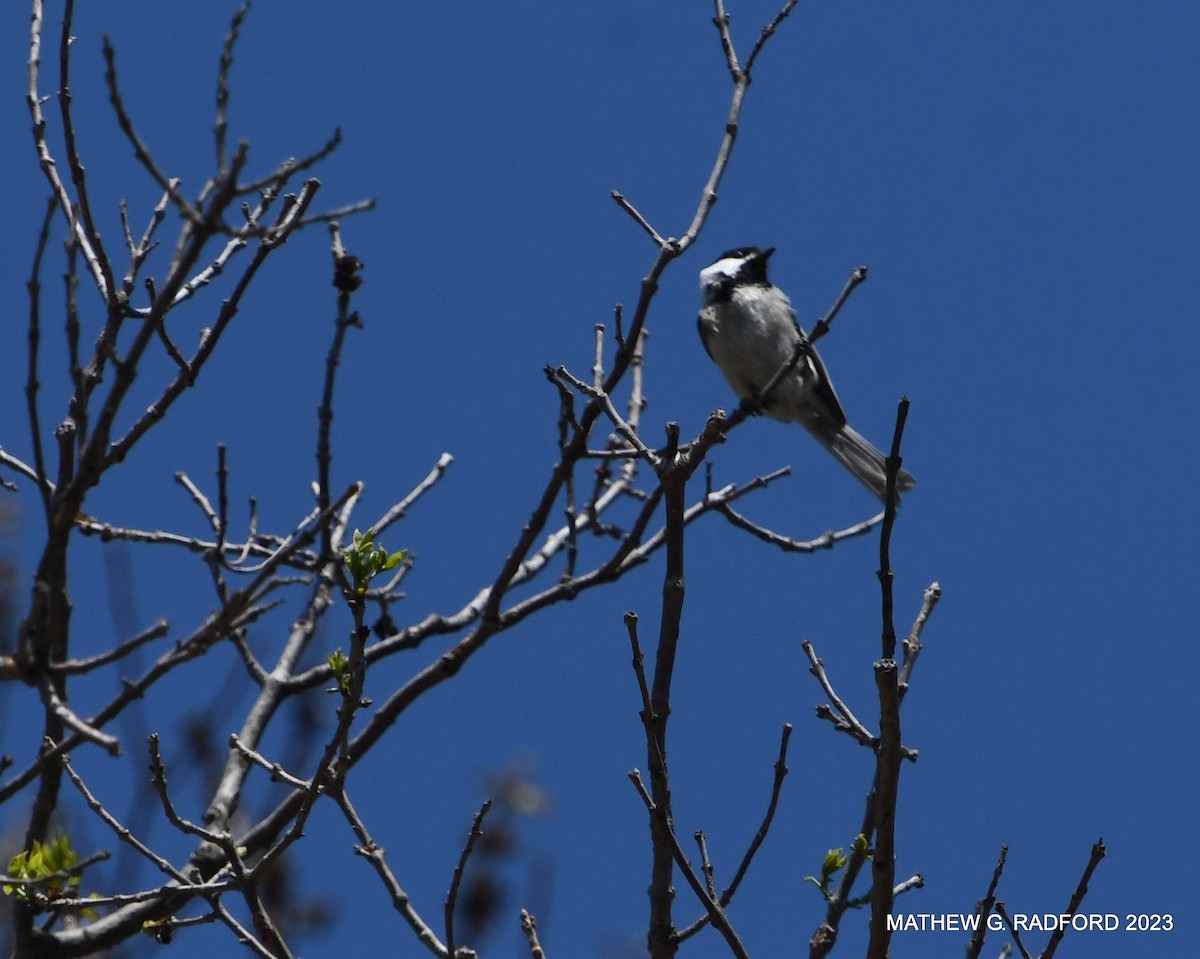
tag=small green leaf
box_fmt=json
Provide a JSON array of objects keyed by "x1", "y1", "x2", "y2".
[
  {"x1": 803, "y1": 846, "x2": 852, "y2": 901},
  {"x1": 4, "y1": 835, "x2": 84, "y2": 904},
  {"x1": 340, "y1": 529, "x2": 407, "y2": 594},
  {"x1": 382, "y1": 549, "x2": 407, "y2": 572},
  {"x1": 327, "y1": 648, "x2": 351, "y2": 695}
]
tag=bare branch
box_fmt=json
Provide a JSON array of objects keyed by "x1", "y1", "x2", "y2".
[
  {"x1": 898, "y1": 580, "x2": 942, "y2": 701},
  {"x1": 520, "y1": 909, "x2": 548, "y2": 959},
  {"x1": 628, "y1": 770, "x2": 750, "y2": 959},
  {"x1": 210, "y1": 897, "x2": 288, "y2": 959},
  {"x1": 445, "y1": 800, "x2": 494, "y2": 958},
  {"x1": 37, "y1": 681, "x2": 120, "y2": 755},
  {"x1": 744, "y1": 0, "x2": 801, "y2": 74},
  {"x1": 677, "y1": 723, "x2": 794, "y2": 943},
  {"x1": 967, "y1": 845, "x2": 1008, "y2": 959},
  {"x1": 695, "y1": 831, "x2": 718, "y2": 900},
  {"x1": 229, "y1": 735, "x2": 312, "y2": 790},
  {"x1": 1041, "y1": 840, "x2": 1106, "y2": 959},
  {"x1": 994, "y1": 903, "x2": 1035, "y2": 959},
  {"x1": 681, "y1": 0, "x2": 800, "y2": 247},
  {"x1": 0, "y1": 448, "x2": 45, "y2": 492},
  {"x1": 176, "y1": 470, "x2": 221, "y2": 535},
  {"x1": 103, "y1": 37, "x2": 204, "y2": 226},
  {"x1": 611, "y1": 190, "x2": 668, "y2": 248},
  {"x1": 72, "y1": 514, "x2": 320, "y2": 571},
  {"x1": 60, "y1": 749, "x2": 191, "y2": 884},
  {"x1": 58, "y1": 0, "x2": 117, "y2": 307},
  {"x1": 27, "y1": 0, "x2": 109, "y2": 298},
  {"x1": 215, "y1": 4, "x2": 250, "y2": 176},
  {"x1": 803, "y1": 640, "x2": 875, "y2": 745},
  {"x1": 893, "y1": 873, "x2": 924, "y2": 897},
  {"x1": 24, "y1": 195, "x2": 57, "y2": 517},
  {"x1": 553, "y1": 364, "x2": 659, "y2": 467},
  {"x1": 809, "y1": 265, "x2": 868, "y2": 345},
  {"x1": 865, "y1": 399, "x2": 912, "y2": 959},
  {"x1": 338, "y1": 787, "x2": 449, "y2": 958}
]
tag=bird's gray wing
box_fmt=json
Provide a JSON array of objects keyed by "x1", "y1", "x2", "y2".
[
  {"x1": 791, "y1": 315, "x2": 848, "y2": 432},
  {"x1": 697, "y1": 309, "x2": 717, "y2": 362}
]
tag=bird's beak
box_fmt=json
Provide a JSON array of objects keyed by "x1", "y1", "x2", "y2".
[{"x1": 760, "y1": 247, "x2": 776, "y2": 262}]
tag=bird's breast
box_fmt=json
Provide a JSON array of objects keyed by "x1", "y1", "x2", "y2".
[{"x1": 699, "y1": 294, "x2": 802, "y2": 399}]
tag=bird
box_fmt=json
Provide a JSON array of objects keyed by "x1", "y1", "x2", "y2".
[{"x1": 697, "y1": 246, "x2": 914, "y2": 503}]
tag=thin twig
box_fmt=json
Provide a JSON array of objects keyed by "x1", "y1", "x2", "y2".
[
  {"x1": 994, "y1": 903, "x2": 1035, "y2": 959},
  {"x1": 148, "y1": 735, "x2": 243, "y2": 856},
  {"x1": 373, "y1": 453, "x2": 456, "y2": 536},
  {"x1": 60, "y1": 749, "x2": 191, "y2": 884},
  {"x1": 554, "y1": 365, "x2": 660, "y2": 467},
  {"x1": 611, "y1": 191, "x2": 668, "y2": 248},
  {"x1": 229, "y1": 736, "x2": 312, "y2": 790},
  {"x1": 0, "y1": 850, "x2": 110, "y2": 889},
  {"x1": 25, "y1": 195, "x2": 57, "y2": 519},
  {"x1": 898, "y1": 580, "x2": 941, "y2": 701},
  {"x1": 445, "y1": 800, "x2": 494, "y2": 958},
  {"x1": 865, "y1": 399, "x2": 911, "y2": 959},
  {"x1": 210, "y1": 897, "x2": 286, "y2": 959},
  {"x1": 893, "y1": 873, "x2": 924, "y2": 897},
  {"x1": 27, "y1": 0, "x2": 108, "y2": 297},
  {"x1": 47, "y1": 624, "x2": 169, "y2": 676},
  {"x1": 628, "y1": 771, "x2": 750, "y2": 959},
  {"x1": 695, "y1": 832, "x2": 718, "y2": 899},
  {"x1": 809, "y1": 265, "x2": 868, "y2": 345},
  {"x1": 520, "y1": 909, "x2": 548, "y2": 959},
  {"x1": 1042, "y1": 839, "x2": 1106, "y2": 959},
  {"x1": 316, "y1": 222, "x2": 362, "y2": 558},
  {"x1": 337, "y1": 787, "x2": 448, "y2": 958},
  {"x1": 214, "y1": 4, "x2": 250, "y2": 175},
  {"x1": 37, "y1": 682, "x2": 120, "y2": 755},
  {"x1": 176, "y1": 471, "x2": 221, "y2": 535},
  {"x1": 744, "y1": 0, "x2": 801, "y2": 74},
  {"x1": 677, "y1": 724, "x2": 794, "y2": 943},
  {"x1": 103, "y1": 37, "x2": 203, "y2": 225},
  {"x1": 715, "y1": 487, "x2": 884, "y2": 554},
  {"x1": 592, "y1": 323, "x2": 606, "y2": 389},
  {"x1": 966, "y1": 845, "x2": 1008, "y2": 959},
  {"x1": 803, "y1": 641, "x2": 875, "y2": 743},
  {"x1": 59, "y1": 0, "x2": 117, "y2": 306}
]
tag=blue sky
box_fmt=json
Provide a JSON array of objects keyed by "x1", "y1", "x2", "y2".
[{"x1": 1, "y1": 2, "x2": 1197, "y2": 957}]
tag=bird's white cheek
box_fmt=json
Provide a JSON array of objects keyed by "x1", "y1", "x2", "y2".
[{"x1": 698, "y1": 258, "x2": 747, "y2": 300}]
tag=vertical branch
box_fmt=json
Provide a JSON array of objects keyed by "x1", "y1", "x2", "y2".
[
  {"x1": 876, "y1": 398, "x2": 909, "y2": 662},
  {"x1": 58, "y1": 0, "x2": 117, "y2": 308},
  {"x1": 621, "y1": 328, "x2": 649, "y2": 487},
  {"x1": 520, "y1": 909, "x2": 547, "y2": 959},
  {"x1": 966, "y1": 845, "x2": 1008, "y2": 959},
  {"x1": 25, "y1": 196, "x2": 58, "y2": 524},
  {"x1": 207, "y1": 444, "x2": 232, "y2": 605},
  {"x1": 678, "y1": 0, "x2": 798, "y2": 247},
  {"x1": 645, "y1": 422, "x2": 685, "y2": 959},
  {"x1": 215, "y1": 4, "x2": 251, "y2": 176},
  {"x1": 444, "y1": 800, "x2": 493, "y2": 958},
  {"x1": 865, "y1": 399, "x2": 910, "y2": 959},
  {"x1": 62, "y1": 225, "x2": 83, "y2": 462},
  {"x1": 319, "y1": 223, "x2": 363, "y2": 558},
  {"x1": 26, "y1": 0, "x2": 109, "y2": 299},
  {"x1": 1041, "y1": 840, "x2": 1107, "y2": 959}
]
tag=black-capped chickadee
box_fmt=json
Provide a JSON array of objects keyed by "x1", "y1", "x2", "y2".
[{"x1": 698, "y1": 246, "x2": 915, "y2": 502}]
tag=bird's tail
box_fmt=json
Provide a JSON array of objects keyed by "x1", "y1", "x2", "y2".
[{"x1": 818, "y1": 425, "x2": 916, "y2": 504}]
